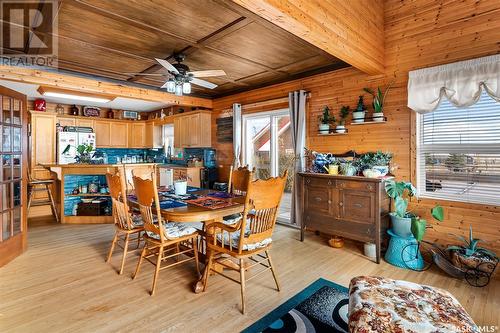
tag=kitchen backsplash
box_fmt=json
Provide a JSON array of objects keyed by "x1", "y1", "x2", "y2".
[{"x1": 96, "y1": 148, "x2": 165, "y2": 164}]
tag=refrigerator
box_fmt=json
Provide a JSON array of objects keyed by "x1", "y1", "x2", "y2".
[{"x1": 57, "y1": 130, "x2": 96, "y2": 164}]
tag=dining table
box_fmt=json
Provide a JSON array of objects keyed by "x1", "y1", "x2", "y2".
[{"x1": 128, "y1": 188, "x2": 245, "y2": 293}]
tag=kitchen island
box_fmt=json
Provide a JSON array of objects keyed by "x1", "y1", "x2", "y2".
[{"x1": 42, "y1": 163, "x2": 156, "y2": 224}]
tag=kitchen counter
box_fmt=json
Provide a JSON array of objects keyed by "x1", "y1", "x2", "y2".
[
  {"x1": 158, "y1": 164, "x2": 204, "y2": 169},
  {"x1": 41, "y1": 163, "x2": 157, "y2": 224}
]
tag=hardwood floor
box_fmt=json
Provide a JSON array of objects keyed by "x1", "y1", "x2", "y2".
[{"x1": 1, "y1": 210, "x2": 499, "y2": 332}]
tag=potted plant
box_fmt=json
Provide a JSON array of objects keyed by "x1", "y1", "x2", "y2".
[
  {"x1": 352, "y1": 96, "x2": 367, "y2": 123},
  {"x1": 318, "y1": 106, "x2": 334, "y2": 134},
  {"x1": 335, "y1": 106, "x2": 349, "y2": 133},
  {"x1": 371, "y1": 151, "x2": 393, "y2": 176},
  {"x1": 340, "y1": 161, "x2": 357, "y2": 176},
  {"x1": 62, "y1": 143, "x2": 94, "y2": 164},
  {"x1": 447, "y1": 226, "x2": 498, "y2": 274},
  {"x1": 384, "y1": 180, "x2": 444, "y2": 238},
  {"x1": 363, "y1": 81, "x2": 393, "y2": 122}
]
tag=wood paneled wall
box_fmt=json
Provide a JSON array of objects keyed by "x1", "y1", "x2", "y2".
[{"x1": 213, "y1": 0, "x2": 500, "y2": 255}]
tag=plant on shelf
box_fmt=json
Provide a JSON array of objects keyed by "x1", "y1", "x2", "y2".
[
  {"x1": 447, "y1": 226, "x2": 498, "y2": 274},
  {"x1": 363, "y1": 81, "x2": 394, "y2": 122},
  {"x1": 354, "y1": 151, "x2": 393, "y2": 177},
  {"x1": 384, "y1": 179, "x2": 444, "y2": 239},
  {"x1": 352, "y1": 96, "x2": 367, "y2": 123},
  {"x1": 340, "y1": 161, "x2": 357, "y2": 176},
  {"x1": 336, "y1": 106, "x2": 350, "y2": 133},
  {"x1": 318, "y1": 106, "x2": 335, "y2": 134}
]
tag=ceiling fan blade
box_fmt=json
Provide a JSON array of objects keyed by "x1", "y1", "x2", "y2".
[
  {"x1": 124, "y1": 73, "x2": 168, "y2": 76},
  {"x1": 189, "y1": 70, "x2": 226, "y2": 77},
  {"x1": 155, "y1": 58, "x2": 179, "y2": 74},
  {"x1": 191, "y1": 78, "x2": 218, "y2": 89}
]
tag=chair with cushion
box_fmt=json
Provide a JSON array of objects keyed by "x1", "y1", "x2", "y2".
[
  {"x1": 203, "y1": 171, "x2": 288, "y2": 314},
  {"x1": 348, "y1": 276, "x2": 479, "y2": 333},
  {"x1": 105, "y1": 169, "x2": 144, "y2": 275},
  {"x1": 132, "y1": 172, "x2": 199, "y2": 296},
  {"x1": 223, "y1": 166, "x2": 254, "y2": 225}
]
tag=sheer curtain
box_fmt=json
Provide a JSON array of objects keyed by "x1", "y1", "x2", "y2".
[
  {"x1": 289, "y1": 90, "x2": 307, "y2": 225},
  {"x1": 232, "y1": 103, "x2": 242, "y2": 167},
  {"x1": 408, "y1": 54, "x2": 500, "y2": 114}
]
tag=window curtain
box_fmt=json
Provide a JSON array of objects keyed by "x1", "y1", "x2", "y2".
[
  {"x1": 408, "y1": 54, "x2": 500, "y2": 114},
  {"x1": 289, "y1": 90, "x2": 307, "y2": 225},
  {"x1": 232, "y1": 103, "x2": 242, "y2": 167}
]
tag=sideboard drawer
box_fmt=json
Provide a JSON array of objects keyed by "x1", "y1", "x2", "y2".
[
  {"x1": 336, "y1": 180, "x2": 376, "y2": 192},
  {"x1": 305, "y1": 176, "x2": 335, "y2": 187}
]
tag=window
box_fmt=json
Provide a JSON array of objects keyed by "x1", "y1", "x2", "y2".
[{"x1": 416, "y1": 91, "x2": 500, "y2": 205}]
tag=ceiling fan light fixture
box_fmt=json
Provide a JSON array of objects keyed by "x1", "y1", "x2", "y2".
[
  {"x1": 166, "y1": 79, "x2": 176, "y2": 93},
  {"x1": 174, "y1": 83, "x2": 183, "y2": 96},
  {"x1": 182, "y1": 82, "x2": 191, "y2": 94}
]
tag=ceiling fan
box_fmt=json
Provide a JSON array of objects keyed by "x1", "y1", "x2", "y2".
[{"x1": 126, "y1": 54, "x2": 226, "y2": 96}]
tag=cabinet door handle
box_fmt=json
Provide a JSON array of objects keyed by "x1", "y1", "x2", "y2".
[
  {"x1": 328, "y1": 200, "x2": 332, "y2": 204},
  {"x1": 314, "y1": 197, "x2": 322, "y2": 202},
  {"x1": 354, "y1": 203, "x2": 363, "y2": 208},
  {"x1": 339, "y1": 202, "x2": 343, "y2": 207}
]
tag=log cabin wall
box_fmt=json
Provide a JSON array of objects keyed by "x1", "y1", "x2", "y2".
[{"x1": 212, "y1": 0, "x2": 500, "y2": 254}]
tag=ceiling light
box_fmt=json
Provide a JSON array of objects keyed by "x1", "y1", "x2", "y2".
[
  {"x1": 175, "y1": 84, "x2": 183, "y2": 96},
  {"x1": 182, "y1": 82, "x2": 191, "y2": 94},
  {"x1": 165, "y1": 79, "x2": 176, "y2": 93},
  {"x1": 37, "y1": 86, "x2": 114, "y2": 103}
]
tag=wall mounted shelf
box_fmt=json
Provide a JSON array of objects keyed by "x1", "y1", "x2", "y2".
[
  {"x1": 350, "y1": 116, "x2": 387, "y2": 125},
  {"x1": 318, "y1": 128, "x2": 348, "y2": 136}
]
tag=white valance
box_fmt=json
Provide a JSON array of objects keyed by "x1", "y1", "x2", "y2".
[{"x1": 408, "y1": 54, "x2": 500, "y2": 114}]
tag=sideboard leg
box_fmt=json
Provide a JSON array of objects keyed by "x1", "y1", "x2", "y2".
[{"x1": 376, "y1": 242, "x2": 381, "y2": 264}]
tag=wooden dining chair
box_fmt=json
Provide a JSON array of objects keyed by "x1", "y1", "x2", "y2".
[
  {"x1": 203, "y1": 171, "x2": 288, "y2": 314},
  {"x1": 105, "y1": 169, "x2": 144, "y2": 275},
  {"x1": 227, "y1": 165, "x2": 254, "y2": 195},
  {"x1": 132, "y1": 173, "x2": 200, "y2": 296},
  {"x1": 27, "y1": 169, "x2": 59, "y2": 223}
]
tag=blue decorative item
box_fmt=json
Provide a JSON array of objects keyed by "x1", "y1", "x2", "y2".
[{"x1": 385, "y1": 229, "x2": 424, "y2": 270}]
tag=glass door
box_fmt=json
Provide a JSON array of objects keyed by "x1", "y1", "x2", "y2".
[
  {"x1": 243, "y1": 110, "x2": 294, "y2": 224},
  {"x1": 0, "y1": 85, "x2": 27, "y2": 267}
]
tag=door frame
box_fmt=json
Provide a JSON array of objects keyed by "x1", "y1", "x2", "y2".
[
  {"x1": 0, "y1": 85, "x2": 28, "y2": 267},
  {"x1": 242, "y1": 108, "x2": 289, "y2": 176}
]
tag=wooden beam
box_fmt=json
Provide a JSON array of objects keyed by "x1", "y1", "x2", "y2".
[
  {"x1": 0, "y1": 65, "x2": 213, "y2": 108},
  {"x1": 230, "y1": 0, "x2": 385, "y2": 75}
]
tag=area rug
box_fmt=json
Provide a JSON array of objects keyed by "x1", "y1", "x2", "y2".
[{"x1": 242, "y1": 278, "x2": 349, "y2": 333}]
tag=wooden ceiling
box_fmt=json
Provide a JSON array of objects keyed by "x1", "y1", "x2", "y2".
[{"x1": 2, "y1": 0, "x2": 348, "y2": 98}]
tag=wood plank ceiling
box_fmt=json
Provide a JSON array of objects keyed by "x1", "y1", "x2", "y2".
[{"x1": 3, "y1": 0, "x2": 348, "y2": 98}]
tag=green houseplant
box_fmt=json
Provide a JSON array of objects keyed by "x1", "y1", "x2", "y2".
[
  {"x1": 352, "y1": 96, "x2": 366, "y2": 123},
  {"x1": 62, "y1": 143, "x2": 94, "y2": 164},
  {"x1": 363, "y1": 81, "x2": 394, "y2": 122},
  {"x1": 318, "y1": 106, "x2": 334, "y2": 134},
  {"x1": 384, "y1": 179, "x2": 444, "y2": 238},
  {"x1": 336, "y1": 106, "x2": 350, "y2": 133},
  {"x1": 447, "y1": 226, "x2": 498, "y2": 274}
]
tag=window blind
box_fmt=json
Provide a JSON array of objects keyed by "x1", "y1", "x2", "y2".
[{"x1": 416, "y1": 91, "x2": 500, "y2": 205}]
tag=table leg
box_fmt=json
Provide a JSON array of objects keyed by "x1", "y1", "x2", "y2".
[{"x1": 193, "y1": 219, "x2": 217, "y2": 293}]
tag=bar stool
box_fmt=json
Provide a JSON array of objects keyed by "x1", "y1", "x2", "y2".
[{"x1": 27, "y1": 170, "x2": 59, "y2": 223}]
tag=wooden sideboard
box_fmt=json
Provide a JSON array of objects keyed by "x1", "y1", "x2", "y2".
[{"x1": 298, "y1": 172, "x2": 391, "y2": 263}]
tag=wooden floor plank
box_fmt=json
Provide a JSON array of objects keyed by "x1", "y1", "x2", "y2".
[{"x1": 0, "y1": 213, "x2": 498, "y2": 332}]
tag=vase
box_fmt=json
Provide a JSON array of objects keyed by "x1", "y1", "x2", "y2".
[
  {"x1": 319, "y1": 123, "x2": 330, "y2": 134},
  {"x1": 373, "y1": 112, "x2": 384, "y2": 122},
  {"x1": 352, "y1": 111, "x2": 366, "y2": 123},
  {"x1": 372, "y1": 165, "x2": 389, "y2": 176},
  {"x1": 390, "y1": 213, "x2": 413, "y2": 238},
  {"x1": 362, "y1": 168, "x2": 382, "y2": 178},
  {"x1": 335, "y1": 125, "x2": 346, "y2": 133},
  {"x1": 340, "y1": 164, "x2": 356, "y2": 176}
]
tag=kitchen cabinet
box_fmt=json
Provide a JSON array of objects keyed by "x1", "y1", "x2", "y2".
[
  {"x1": 30, "y1": 112, "x2": 57, "y2": 200},
  {"x1": 57, "y1": 117, "x2": 76, "y2": 127},
  {"x1": 167, "y1": 166, "x2": 202, "y2": 188},
  {"x1": 110, "y1": 122, "x2": 128, "y2": 148},
  {"x1": 94, "y1": 120, "x2": 111, "y2": 147},
  {"x1": 30, "y1": 113, "x2": 56, "y2": 167},
  {"x1": 128, "y1": 122, "x2": 146, "y2": 148},
  {"x1": 76, "y1": 118, "x2": 94, "y2": 128},
  {"x1": 299, "y1": 173, "x2": 391, "y2": 263},
  {"x1": 145, "y1": 122, "x2": 162, "y2": 148},
  {"x1": 173, "y1": 111, "x2": 211, "y2": 148}
]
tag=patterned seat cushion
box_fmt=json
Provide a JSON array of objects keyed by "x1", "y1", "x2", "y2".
[
  {"x1": 216, "y1": 231, "x2": 272, "y2": 251},
  {"x1": 145, "y1": 222, "x2": 197, "y2": 240},
  {"x1": 130, "y1": 214, "x2": 144, "y2": 228},
  {"x1": 348, "y1": 276, "x2": 479, "y2": 333}
]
